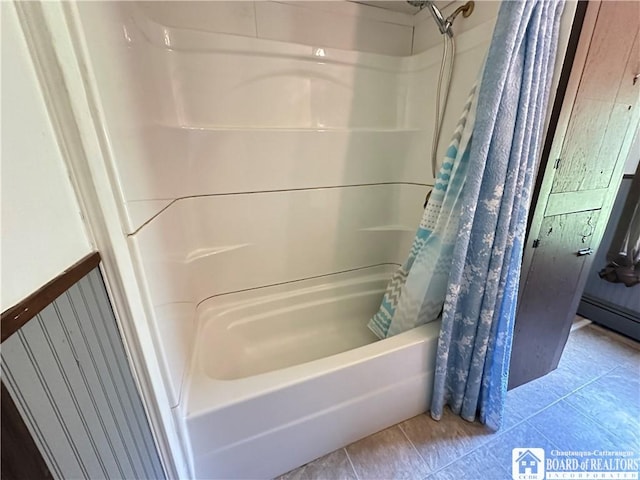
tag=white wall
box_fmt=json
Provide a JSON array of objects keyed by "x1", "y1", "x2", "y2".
[
  {"x1": 136, "y1": 1, "x2": 414, "y2": 56},
  {"x1": 0, "y1": 2, "x2": 92, "y2": 311}
]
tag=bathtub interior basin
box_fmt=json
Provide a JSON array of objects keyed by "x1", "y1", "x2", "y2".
[{"x1": 200, "y1": 270, "x2": 392, "y2": 380}]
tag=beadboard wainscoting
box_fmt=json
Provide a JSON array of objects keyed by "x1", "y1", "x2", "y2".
[{"x1": 1, "y1": 255, "x2": 165, "y2": 480}]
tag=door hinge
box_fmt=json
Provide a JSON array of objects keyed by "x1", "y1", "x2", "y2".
[
  {"x1": 553, "y1": 158, "x2": 561, "y2": 169},
  {"x1": 532, "y1": 239, "x2": 540, "y2": 248}
]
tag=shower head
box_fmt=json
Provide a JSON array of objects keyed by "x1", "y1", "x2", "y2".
[
  {"x1": 407, "y1": 1, "x2": 475, "y2": 37},
  {"x1": 425, "y1": 1, "x2": 451, "y2": 36}
]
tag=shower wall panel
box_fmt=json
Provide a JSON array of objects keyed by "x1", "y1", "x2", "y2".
[{"x1": 77, "y1": 2, "x2": 425, "y2": 232}]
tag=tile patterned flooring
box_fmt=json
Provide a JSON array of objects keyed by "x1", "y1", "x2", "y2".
[{"x1": 277, "y1": 323, "x2": 640, "y2": 480}]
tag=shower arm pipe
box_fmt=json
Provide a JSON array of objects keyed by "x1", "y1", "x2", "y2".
[{"x1": 445, "y1": 3, "x2": 475, "y2": 32}]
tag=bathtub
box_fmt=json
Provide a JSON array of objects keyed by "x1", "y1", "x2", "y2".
[{"x1": 183, "y1": 265, "x2": 440, "y2": 479}]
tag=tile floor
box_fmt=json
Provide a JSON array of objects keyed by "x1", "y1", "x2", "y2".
[{"x1": 277, "y1": 323, "x2": 640, "y2": 480}]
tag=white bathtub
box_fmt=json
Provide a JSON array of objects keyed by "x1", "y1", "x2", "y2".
[{"x1": 183, "y1": 265, "x2": 440, "y2": 479}]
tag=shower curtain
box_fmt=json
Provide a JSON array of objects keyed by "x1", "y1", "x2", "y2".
[
  {"x1": 368, "y1": 84, "x2": 479, "y2": 340},
  {"x1": 368, "y1": 0, "x2": 565, "y2": 430}
]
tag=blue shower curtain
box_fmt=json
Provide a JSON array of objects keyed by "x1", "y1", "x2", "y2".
[{"x1": 369, "y1": 0, "x2": 565, "y2": 430}]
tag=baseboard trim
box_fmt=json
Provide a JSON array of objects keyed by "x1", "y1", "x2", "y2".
[{"x1": 578, "y1": 294, "x2": 640, "y2": 342}]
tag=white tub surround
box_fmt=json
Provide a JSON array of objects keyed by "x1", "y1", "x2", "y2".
[{"x1": 74, "y1": 1, "x2": 496, "y2": 406}]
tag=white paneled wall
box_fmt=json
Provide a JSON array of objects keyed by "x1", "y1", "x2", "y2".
[
  {"x1": 74, "y1": 1, "x2": 499, "y2": 233},
  {"x1": 254, "y1": 2, "x2": 413, "y2": 55},
  {"x1": 74, "y1": 1, "x2": 498, "y2": 407},
  {"x1": 132, "y1": 186, "x2": 426, "y2": 307},
  {"x1": 136, "y1": 1, "x2": 414, "y2": 56},
  {"x1": 76, "y1": 2, "x2": 427, "y2": 232},
  {"x1": 103, "y1": 127, "x2": 432, "y2": 229}
]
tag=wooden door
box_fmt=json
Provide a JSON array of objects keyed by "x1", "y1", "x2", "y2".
[{"x1": 509, "y1": 1, "x2": 639, "y2": 389}]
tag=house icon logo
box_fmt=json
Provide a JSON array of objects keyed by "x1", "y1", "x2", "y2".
[{"x1": 512, "y1": 448, "x2": 545, "y2": 480}]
